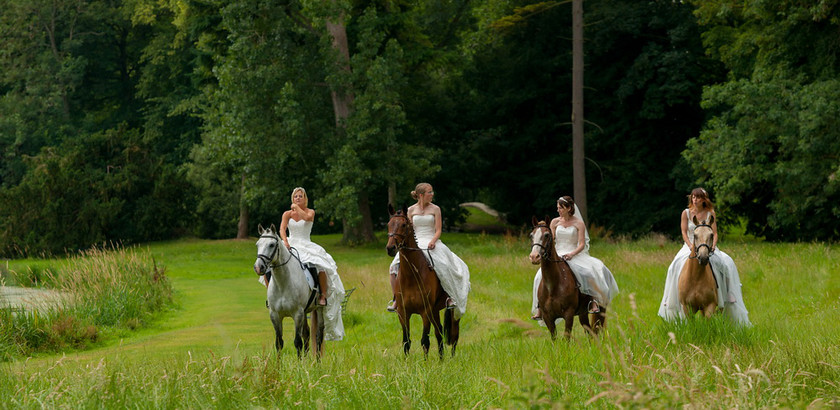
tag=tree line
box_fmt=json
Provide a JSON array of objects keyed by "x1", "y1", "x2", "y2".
[{"x1": 1, "y1": 0, "x2": 838, "y2": 256}]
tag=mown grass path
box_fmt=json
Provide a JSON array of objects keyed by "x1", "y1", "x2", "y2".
[{"x1": 2, "y1": 233, "x2": 839, "y2": 408}]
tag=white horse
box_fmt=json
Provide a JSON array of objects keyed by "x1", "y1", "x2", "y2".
[{"x1": 253, "y1": 224, "x2": 325, "y2": 358}]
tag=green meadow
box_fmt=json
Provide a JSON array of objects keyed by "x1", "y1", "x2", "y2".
[{"x1": 1, "y1": 230, "x2": 838, "y2": 408}]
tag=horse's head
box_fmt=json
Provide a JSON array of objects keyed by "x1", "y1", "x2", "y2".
[
  {"x1": 254, "y1": 224, "x2": 281, "y2": 275},
  {"x1": 528, "y1": 216, "x2": 553, "y2": 264},
  {"x1": 691, "y1": 214, "x2": 715, "y2": 265},
  {"x1": 386, "y1": 204, "x2": 411, "y2": 257}
]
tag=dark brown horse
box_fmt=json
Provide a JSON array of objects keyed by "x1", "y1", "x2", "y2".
[
  {"x1": 386, "y1": 204, "x2": 460, "y2": 357},
  {"x1": 528, "y1": 217, "x2": 605, "y2": 339},
  {"x1": 679, "y1": 214, "x2": 718, "y2": 318}
]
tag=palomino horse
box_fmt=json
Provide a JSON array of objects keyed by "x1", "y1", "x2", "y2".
[
  {"x1": 678, "y1": 214, "x2": 718, "y2": 318},
  {"x1": 253, "y1": 225, "x2": 325, "y2": 358},
  {"x1": 386, "y1": 204, "x2": 460, "y2": 357},
  {"x1": 528, "y1": 217, "x2": 604, "y2": 340}
]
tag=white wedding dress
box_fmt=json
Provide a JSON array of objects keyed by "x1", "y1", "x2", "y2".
[
  {"x1": 658, "y1": 210, "x2": 750, "y2": 325},
  {"x1": 389, "y1": 214, "x2": 471, "y2": 319},
  {"x1": 531, "y1": 224, "x2": 619, "y2": 320},
  {"x1": 287, "y1": 219, "x2": 346, "y2": 340}
]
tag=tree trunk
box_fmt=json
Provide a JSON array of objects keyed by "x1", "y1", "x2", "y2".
[
  {"x1": 236, "y1": 173, "x2": 249, "y2": 239},
  {"x1": 571, "y1": 0, "x2": 587, "y2": 221},
  {"x1": 342, "y1": 191, "x2": 376, "y2": 244},
  {"x1": 326, "y1": 11, "x2": 375, "y2": 244}
]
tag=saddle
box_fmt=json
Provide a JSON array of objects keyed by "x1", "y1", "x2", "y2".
[{"x1": 303, "y1": 263, "x2": 320, "y2": 290}]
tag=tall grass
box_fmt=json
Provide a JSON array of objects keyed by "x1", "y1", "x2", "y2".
[
  {"x1": 0, "y1": 246, "x2": 173, "y2": 361},
  {"x1": 0, "y1": 234, "x2": 838, "y2": 408}
]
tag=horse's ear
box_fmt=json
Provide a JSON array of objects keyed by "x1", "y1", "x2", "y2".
[
  {"x1": 258, "y1": 224, "x2": 265, "y2": 235},
  {"x1": 544, "y1": 215, "x2": 550, "y2": 225},
  {"x1": 531, "y1": 216, "x2": 539, "y2": 226},
  {"x1": 707, "y1": 214, "x2": 715, "y2": 225},
  {"x1": 692, "y1": 214, "x2": 699, "y2": 226},
  {"x1": 401, "y1": 204, "x2": 408, "y2": 215},
  {"x1": 388, "y1": 203, "x2": 395, "y2": 216},
  {"x1": 269, "y1": 223, "x2": 277, "y2": 233}
]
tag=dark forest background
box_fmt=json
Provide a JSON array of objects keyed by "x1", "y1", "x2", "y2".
[{"x1": 1, "y1": 0, "x2": 838, "y2": 256}]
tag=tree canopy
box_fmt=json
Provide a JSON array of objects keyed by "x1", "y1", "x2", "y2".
[{"x1": 1, "y1": 0, "x2": 837, "y2": 256}]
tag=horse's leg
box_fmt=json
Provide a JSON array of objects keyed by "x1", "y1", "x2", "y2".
[
  {"x1": 316, "y1": 309, "x2": 326, "y2": 357},
  {"x1": 309, "y1": 309, "x2": 322, "y2": 360},
  {"x1": 293, "y1": 311, "x2": 309, "y2": 359},
  {"x1": 444, "y1": 310, "x2": 459, "y2": 357},
  {"x1": 270, "y1": 310, "x2": 283, "y2": 352},
  {"x1": 543, "y1": 309, "x2": 558, "y2": 340},
  {"x1": 399, "y1": 311, "x2": 411, "y2": 355},
  {"x1": 420, "y1": 314, "x2": 432, "y2": 358},
  {"x1": 702, "y1": 302, "x2": 716, "y2": 318},
  {"x1": 592, "y1": 306, "x2": 607, "y2": 334},
  {"x1": 562, "y1": 306, "x2": 577, "y2": 340},
  {"x1": 431, "y1": 310, "x2": 444, "y2": 359}
]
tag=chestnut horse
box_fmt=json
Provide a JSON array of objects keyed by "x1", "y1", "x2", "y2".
[
  {"x1": 386, "y1": 204, "x2": 459, "y2": 357},
  {"x1": 678, "y1": 214, "x2": 718, "y2": 318},
  {"x1": 528, "y1": 217, "x2": 605, "y2": 340}
]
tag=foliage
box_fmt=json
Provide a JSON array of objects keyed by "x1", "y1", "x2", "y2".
[
  {"x1": 448, "y1": 0, "x2": 719, "y2": 235},
  {"x1": 687, "y1": 0, "x2": 840, "y2": 240},
  {"x1": 0, "y1": 126, "x2": 192, "y2": 256},
  {"x1": 0, "y1": 246, "x2": 172, "y2": 361}
]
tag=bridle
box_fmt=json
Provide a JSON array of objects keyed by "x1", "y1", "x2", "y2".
[
  {"x1": 531, "y1": 223, "x2": 561, "y2": 263},
  {"x1": 688, "y1": 222, "x2": 715, "y2": 259},
  {"x1": 257, "y1": 233, "x2": 294, "y2": 269},
  {"x1": 387, "y1": 213, "x2": 435, "y2": 268}
]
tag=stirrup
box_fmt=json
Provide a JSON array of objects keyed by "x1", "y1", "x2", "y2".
[
  {"x1": 587, "y1": 300, "x2": 600, "y2": 314},
  {"x1": 386, "y1": 300, "x2": 396, "y2": 313},
  {"x1": 445, "y1": 297, "x2": 456, "y2": 310}
]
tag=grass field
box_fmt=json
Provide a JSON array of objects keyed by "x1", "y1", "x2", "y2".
[{"x1": 1, "y1": 229, "x2": 839, "y2": 408}]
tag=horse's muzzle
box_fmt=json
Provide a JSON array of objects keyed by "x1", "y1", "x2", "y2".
[{"x1": 386, "y1": 245, "x2": 397, "y2": 257}]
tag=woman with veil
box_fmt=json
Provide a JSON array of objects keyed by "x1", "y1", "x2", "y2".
[{"x1": 530, "y1": 196, "x2": 619, "y2": 322}]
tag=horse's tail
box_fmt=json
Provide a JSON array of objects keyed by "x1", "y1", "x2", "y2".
[{"x1": 443, "y1": 309, "x2": 460, "y2": 346}]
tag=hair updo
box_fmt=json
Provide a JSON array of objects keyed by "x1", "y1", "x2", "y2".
[
  {"x1": 557, "y1": 196, "x2": 576, "y2": 215},
  {"x1": 411, "y1": 182, "x2": 433, "y2": 200},
  {"x1": 291, "y1": 187, "x2": 308, "y2": 208}
]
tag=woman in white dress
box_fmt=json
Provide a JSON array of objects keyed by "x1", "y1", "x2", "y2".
[
  {"x1": 658, "y1": 188, "x2": 750, "y2": 325},
  {"x1": 277, "y1": 187, "x2": 346, "y2": 341},
  {"x1": 386, "y1": 183, "x2": 471, "y2": 320},
  {"x1": 531, "y1": 196, "x2": 619, "y2": 321}
]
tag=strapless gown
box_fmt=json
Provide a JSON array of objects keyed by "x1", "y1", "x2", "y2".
[
  {"x1": 658, "y1": 210, "x2": 750, "y2": 325},
  {"x1": 531, "y1": 224, "x2": 619, "y2": 321},
  {"x1": 390, "y1": 214, "x2": 471, "y2": 319},
  {"x1": 288, "y1": 219, "x2": 346, "y2": 340}
]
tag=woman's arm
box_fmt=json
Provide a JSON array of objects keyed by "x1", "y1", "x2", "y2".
[
  {"x1": 429, "y1": 205, "x2": 442, "y2": 249},
  {"x1": 680, "y1": 210, "x2": 691, "y2": 248},
  {"x1": 711, "y1": 210, "x2": 719, "y2": 250},
  {"x1": 279, "y1": 211, "x2": 291, "y2": 248},
  {"x1": 291, "y1": 203, "x2": 315, "y2": 222}
]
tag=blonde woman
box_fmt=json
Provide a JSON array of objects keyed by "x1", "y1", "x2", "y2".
[{"x1": 279, "y1": 187, "x2": 346, "y2": 340}]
